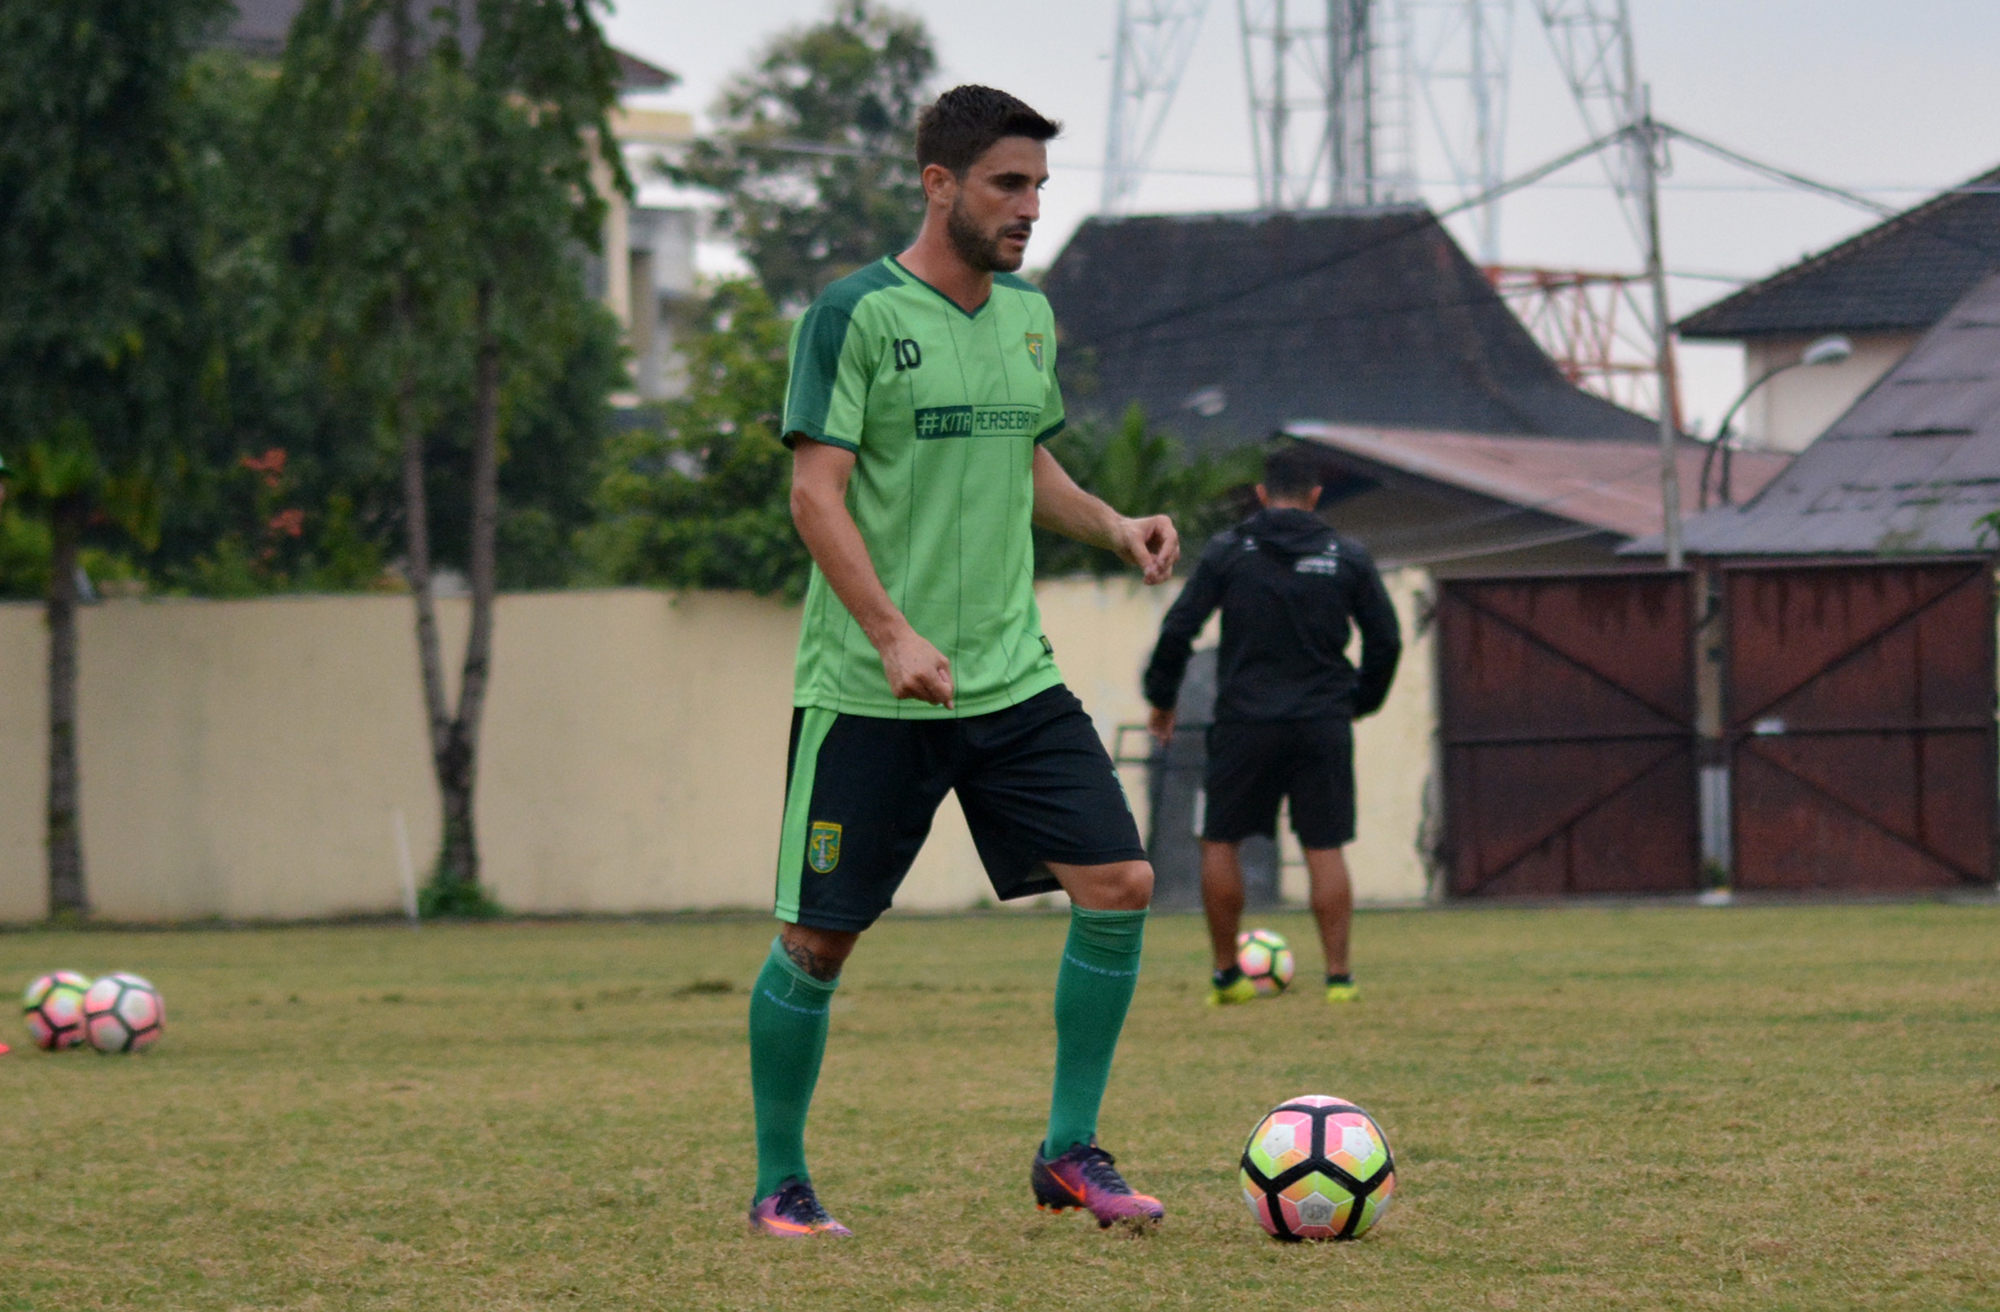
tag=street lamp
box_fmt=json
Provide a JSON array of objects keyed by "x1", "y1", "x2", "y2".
[{"x1": 1699, "y1": 334, "x2": 1853, "y2": 510}]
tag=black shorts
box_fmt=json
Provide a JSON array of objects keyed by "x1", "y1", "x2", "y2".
[
  {"x1": 1203, "y1": 717, "x2": 1357, "y2": 849},
  {"x1": 774, "y1": 685, "x2": 1147, "y2": 932}
]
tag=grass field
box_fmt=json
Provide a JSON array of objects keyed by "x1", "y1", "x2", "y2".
[{"x1": 3, "y1": 903, "x2": 1999, "y2": 1310}]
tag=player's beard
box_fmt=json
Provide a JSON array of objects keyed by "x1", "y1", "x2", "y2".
[{"x1": 947, "y1": 197, "x2": 1030, "y2": 274}]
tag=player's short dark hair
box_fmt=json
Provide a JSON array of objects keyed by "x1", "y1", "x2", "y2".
[
  {"x1": 916, "y1": 85, "x2": 1061, "y2": 176},
  {"x1": 1264, "y1": 445, "x2": 1323, "y2": 498}
]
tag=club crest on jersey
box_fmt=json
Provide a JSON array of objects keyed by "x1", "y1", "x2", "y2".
[
  {"x1": 807, "y1": 821, "x2": 843, "y2": 874},
  {"x1": 1024, "y1": 332, "x2": 1044, "y2": 371}
]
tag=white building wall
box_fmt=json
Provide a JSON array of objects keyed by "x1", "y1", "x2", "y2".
[
  {"x1": 1742, "y1": 332, "x2": 1922, "y2": 452},
  {"x1": 0, "y1": 580, "x2": 1441, "y2": 923}
]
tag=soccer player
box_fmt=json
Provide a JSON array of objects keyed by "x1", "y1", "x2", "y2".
[
  {"x1": 746, "y1": 86, "x2": 1180, "y2": 1239},
  {"x1": 1142, "y1": 445, "x2": 1401, "y2": 1007}
]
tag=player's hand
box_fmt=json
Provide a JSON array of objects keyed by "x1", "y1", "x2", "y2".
[
  {"x1": 1112, "y1": 514, "x2": 1179, "y2": 585},
  {"x1": 877, "y1": 624, "x2": 954, "y2": 708},
  {"x1": 1148, "y1": 707, "x2": 1176, "y2": 746}
]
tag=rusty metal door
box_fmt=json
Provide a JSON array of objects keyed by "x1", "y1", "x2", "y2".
[
  {"x1": 1438, "y1": 573, "x2": 1699, "y2": 896},
  {"x1": 1726, "y1": 561, "x2": 1996, "y2": 892}
]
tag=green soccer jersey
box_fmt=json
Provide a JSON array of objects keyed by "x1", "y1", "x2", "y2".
[{"x1": 783, "y1": 256, "x2": 1067, "y2": 719}]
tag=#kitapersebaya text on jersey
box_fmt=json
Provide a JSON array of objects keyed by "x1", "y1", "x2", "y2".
[{"x1": 782, "y1": 256, "x2": 1068, "y2": 719}]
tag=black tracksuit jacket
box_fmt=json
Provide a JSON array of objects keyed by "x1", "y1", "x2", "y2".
[{"x1": 1143, "y1": 508, "x2": 1402, "y2": 723}]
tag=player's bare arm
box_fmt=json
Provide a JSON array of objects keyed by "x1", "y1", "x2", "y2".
[
  {"x1": 789, "y1": 437, "x2": 954, "y2": 708},
  {"x1": 1031, "y1": 445, "x2": 1180, "y2": 585}
]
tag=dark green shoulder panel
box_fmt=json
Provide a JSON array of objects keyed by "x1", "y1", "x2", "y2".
[
  {"x1": 785, "y1": 260, "x2": 904, "y2": 446},
  {"x1": 994, "y1": 271, "x2": 1044, "y2": 296},
  {"x1": 816, "y1": 258, "x2": 905, "y2": 315}
]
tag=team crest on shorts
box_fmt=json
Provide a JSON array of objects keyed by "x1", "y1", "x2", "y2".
[
  {"x1": 807, "y1": 821, "x2": 843, "y2": 874},
  {"x1": 1024, "y1": 332, "x2": 1044, "y2": 370}
]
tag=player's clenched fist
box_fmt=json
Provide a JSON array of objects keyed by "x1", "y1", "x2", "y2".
[
  {"x1": 877, "y1": 625, "x2": 954, "y2": 708},
  {"x1": 1113, "y1": 514, "x2": 1180, "y2": 585}
]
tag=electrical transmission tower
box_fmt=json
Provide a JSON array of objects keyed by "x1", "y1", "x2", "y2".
[
  {"x1": 1405, "y1": 0, "x2": 1515, "y2": 260},
  {"x1": 1099, "y1": 0, "x2": 1682, "y2": 454},
  {"x1": 1532, "y1": 0, "x2": 1648, "y2": 246},
  {"x1": 1101, "y1": 0, "x2": 1213, "y2": 213},
  {"x1": 1236, "y1": 0, "x2": 1414, "y2": 210}
]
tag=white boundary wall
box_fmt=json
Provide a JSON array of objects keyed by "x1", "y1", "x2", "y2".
[{"x1": 0, "y1": 576, "x2": 1434, "y2": 922}]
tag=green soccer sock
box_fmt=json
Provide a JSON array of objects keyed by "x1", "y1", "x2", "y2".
[
  {"x1": 749, "y1": 936, "x2": 838, "y2": 1199},
  {"x1": 1044, "y1": 906, "x2": 1148, "y2": 1158}
]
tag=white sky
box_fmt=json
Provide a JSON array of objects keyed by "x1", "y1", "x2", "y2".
[{"x1": 603, "y1": 0, "x2": 2000, "y2": 431}]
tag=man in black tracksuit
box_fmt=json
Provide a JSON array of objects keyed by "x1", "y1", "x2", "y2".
[{"x1": 1143, "y1": 444, "x2": 1401, "y2": 1005}]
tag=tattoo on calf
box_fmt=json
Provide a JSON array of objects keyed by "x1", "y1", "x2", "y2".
[{"x1": 785, "y1": 938, "x2": 844, "y2": 982}]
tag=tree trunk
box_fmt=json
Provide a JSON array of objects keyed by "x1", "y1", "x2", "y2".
[
  {"x1": 400, "y1": 281, "x2": 503, "y2": 909},
  {"x1": 443, "y1": 279, "x2": 502, "y2": 887},
  {"x1": 397, "y1": 341, "x2": 460, "y2": 900},
  {"x1": 45, "y1": 497, "x2": 88, "y2": 915}
]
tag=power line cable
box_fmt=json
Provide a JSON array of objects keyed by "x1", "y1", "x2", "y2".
[
  {"x1": 1659, "y1": 125, "x2": 1899, "y2": 220},
  {"x1": 1074, "y1": 120, "x2": 2000, "y2": 347},
  {"x1": 1660, "y1": 124, "x2": 2000, "y2": 269},
  {"x1": 1075, "y1": 125, "x2": 1636, "y2": 346}
]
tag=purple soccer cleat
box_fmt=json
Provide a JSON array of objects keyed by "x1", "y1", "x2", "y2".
[
  {"x1": 748, "y1": 1178, "x2": 852, "y2": 1238},
  {"x1": 1032, "y1": 1141, "x2": 1165, "y2": 1230}
]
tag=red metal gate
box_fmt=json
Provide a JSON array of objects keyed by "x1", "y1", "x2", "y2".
[
  {"x1": 1726, "y1": 561, "x2": 1997, "y2": 892},
  {"x1": 1438, "y1": 572, "x2": 1699, "y2": 896}
]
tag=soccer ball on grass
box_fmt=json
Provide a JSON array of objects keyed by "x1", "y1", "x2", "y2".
[
  {"x1": 1235, "y1": 928, "x2": 1295, "y2": 996},
  {"x1": 1239, "y1": 1094, "x2": 1395, "y2": 1241},
  {"x1": 82, "y1": 973, "x2": 164, "y2": 1054},
  {"x1": 22, "y1": 971, "x2": 93, "y2": 1050}
]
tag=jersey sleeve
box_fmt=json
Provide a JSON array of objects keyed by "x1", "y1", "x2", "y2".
[
  {"x1": 1347, "y1": 543, "x2": 1404, "y2": 718},
  {"x1": 1142, "y1": 533, "x2": 1234, "y2": 709},
  {"x1": 782, "y1": 300, "x2": 875, "y2": 451},
  {"x1": 1036, "y1": 329, "x2": 1066, "y2": 444}
]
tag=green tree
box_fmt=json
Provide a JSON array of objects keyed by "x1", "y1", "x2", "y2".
[
  {"x1": 1035, "y1": 405, "x2": 1261, "y2": 577},
  {"x1": 674, "y1": 0, "x2": 934, "y2": 307},
  {"x1": 0, "y1": 0, "x2": 230, "y2": 914},
  {"x1": 583, "y1": 280, "x2": 811, "y2": 596},
  {"x1": 270, "y1": 0, "x2": 627, "y2": 910}
]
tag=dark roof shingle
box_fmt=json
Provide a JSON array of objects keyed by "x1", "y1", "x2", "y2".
[
  {"x1": 1042, "y1": 208, "x2": 1658, "y2": 453},
  {"x1": 1637, "y1": 270, "x2": 2000, "y2": 556},
  {"x1": 1677, "y1": 166, "x2": 2000, "y2": 340}
]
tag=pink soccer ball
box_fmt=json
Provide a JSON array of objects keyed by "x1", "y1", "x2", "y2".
[
  {"x1": 82, "y1": 973, "x2": 165, "y2": 1054},
  {"x1": 1235, "y1": 928, "x2": 1295, "y2": 996},
  {"x1": 1239, "y1": 1094, "x2": 1396, "y2": 1241},
  {"x1": 22, "y1": 971, "x2": 93, "y2": 1050}
]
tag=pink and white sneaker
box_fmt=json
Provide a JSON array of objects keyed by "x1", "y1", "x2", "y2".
[
  {"x1": 748, "y1": 1178, "x2": 853, "y2": 1238},
  {"x1": 1031, "y1": 1141, "x2": 1165, "y2": 1229}
]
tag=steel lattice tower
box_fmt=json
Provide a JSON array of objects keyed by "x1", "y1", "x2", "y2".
[
  {"x1": 1234, "y1": 0, "x2": 1415, "y2": 210},
  {"x1": 1406, "y1": 0, "x2": 1515, "y2": 260},
  {"x1": 1101, "y1": 0, "x2": 1214, "y2": 214},
  {"x1": 1532, "y1": 0, "x2": 1648, "y2": 245}
]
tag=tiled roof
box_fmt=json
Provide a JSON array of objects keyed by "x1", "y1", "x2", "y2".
[
  {"x1": 1632, "y1": 271, "x2": 2000, "y2": 556},
  {"x1": 1042, "y1": 208, "x2": 1658, "y2": 454},
  {"x1": 1288, "y1": 422, "x2": 1790, "y2": 541},
  {"x1": 1677, "y1": 166, "x2": 2000, "y2": 340}
]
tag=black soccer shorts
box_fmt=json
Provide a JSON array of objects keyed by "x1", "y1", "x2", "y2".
[
  {"x1": 1202, "y1": 716, "x2": 1357, "y2": 850},
  {"x1": 774, "y1": 685, "x2": 1148, "y2": 932}
]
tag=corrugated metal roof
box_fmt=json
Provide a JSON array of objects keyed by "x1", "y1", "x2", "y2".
[
  {"x1": 1634, "y1": 272, "x2": 2000, "y2": 556},
  {"x1": 1044, "y1": 208, "x2": 1658, "y2": 454},
  {"x1": 1286, "y1": 422, "x2": 1791, "y2": 540},
  {"x1": 1677, "y1": 166, "x2": 2000, "y2": 340}
]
